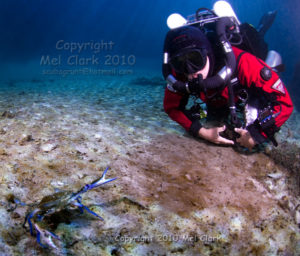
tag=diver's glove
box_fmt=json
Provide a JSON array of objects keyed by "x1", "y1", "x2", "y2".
[{"x1": 188, "y1": 74, "x2": 205, "y2": 94}]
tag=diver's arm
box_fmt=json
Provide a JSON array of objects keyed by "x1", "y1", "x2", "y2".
[
  {"x1": 164, "y1": 87, "x2": 234, "y2": 145},
  {"x1": 163, "y1": 88, "x2": 202, "y2": 136},
  {"x1": 234, "y1": 47, "x2": 293, "y2": 145}
]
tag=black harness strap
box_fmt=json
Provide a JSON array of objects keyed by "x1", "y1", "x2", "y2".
[
  {"x1": 235, "y1": 51, "x2": 247, "y2": 75},
  {"x1": 227, "y1": 51, "x2": 247, "y2": 128}
]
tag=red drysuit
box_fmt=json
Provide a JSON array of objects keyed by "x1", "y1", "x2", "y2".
[{"x1": 163, "y1": 46, "x2": 293, "y2": 144}]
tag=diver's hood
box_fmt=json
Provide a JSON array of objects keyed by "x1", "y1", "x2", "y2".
[{"x1": 165, "y1": 26, "x2": 215, "y2": 75}]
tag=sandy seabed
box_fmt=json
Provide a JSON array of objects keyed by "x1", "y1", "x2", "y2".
[{"x1": 0, "y1": 76, "x2": 299, "y2": 255}]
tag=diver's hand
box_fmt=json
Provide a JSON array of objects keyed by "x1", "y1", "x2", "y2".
[
  {"x1": 198, "y1": 126, "x2": 234, "y2": 145},
  {"x1": 234, "y1": 128, "x2": 257, "y2": 150}
]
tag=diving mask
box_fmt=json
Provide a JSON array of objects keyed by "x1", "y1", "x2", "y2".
[{"x1": 169, "y1": 48, "x2": 207, "y2": 74}]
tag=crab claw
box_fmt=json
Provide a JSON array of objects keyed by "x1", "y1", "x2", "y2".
[
  {"x1": 34, "y1": 223, "x2": 61, "y2": 249},
  {"x1": 91, "y1": 166, "x2": 117, "y2": 188},
  {"x1": 24, "y1": 210, "x2": 61, "y2": 249},
  {"x1": 78, "y1": 167, "x2": 116, "y2": 194}
]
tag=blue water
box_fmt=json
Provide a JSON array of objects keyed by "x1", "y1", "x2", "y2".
[{"x1": 0, "y1": 0, "x2": 299, "y2": 80}]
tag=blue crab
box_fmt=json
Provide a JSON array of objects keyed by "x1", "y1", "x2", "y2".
[{"x1": 23, "y1": 167, "x2": 116, "y2": 249}]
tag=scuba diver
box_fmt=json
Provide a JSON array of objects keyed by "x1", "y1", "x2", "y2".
[{"x1": 162, "y1": 2, "x2": 293, "y2": 150}]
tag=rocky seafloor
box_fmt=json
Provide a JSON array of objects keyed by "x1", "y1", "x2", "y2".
[{"x1": 0, "y1": 77, "x2": 299, "y2": 256}]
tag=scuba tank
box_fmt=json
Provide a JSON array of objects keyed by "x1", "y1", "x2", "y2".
[{"x1": 167, "y1": 1, "x2": 277, "y2": 62}]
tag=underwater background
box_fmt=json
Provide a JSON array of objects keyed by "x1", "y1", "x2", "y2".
[
  {"x1": 0, "y1": 0, "x2": 300, "y2": 84},
  {"x1": 0, "y1": 0, "x2": 299, "y2": 255}
]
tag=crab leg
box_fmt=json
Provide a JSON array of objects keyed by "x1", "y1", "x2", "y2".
[
  {"x1": 73, "y1": 197, "x2": 104, "y2": 220},
  {"x1": 23, "y1": 213, "x2": 34, "y2": 236},
  {"x1": 24, "y1": 209, "x2": 39, "y2": 236}
]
